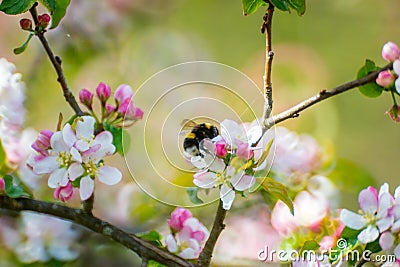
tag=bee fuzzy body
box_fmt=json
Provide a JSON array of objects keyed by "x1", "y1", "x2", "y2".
[{"x1": 183, "y1": 123, "x2": 219, "y2": 156}]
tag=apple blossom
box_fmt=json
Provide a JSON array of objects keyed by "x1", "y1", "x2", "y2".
[
  {"x1": 340, "y1": 184, "x2": 394, "y2": 244},
  {"x1": 394, "y1": 59, "x2": 400, "y2": 94},
  {"x1": 165, "y1": 208, "x2": 209, "y2": 259},
  {"x1": 114, "y1": 84, "x2": 133, "y2": 105},
  {"x1": 382, "y1": 42, "x2": 400, "y2": 62},
  {"x1": 54, "y1": 182, "x2": 74, "y2": 202},
  {"x1": 28, "y1": 116, "x2": 122, "y2": 201}
]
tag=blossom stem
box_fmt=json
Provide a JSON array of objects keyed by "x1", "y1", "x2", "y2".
[
  {"x1": 391, "y1": 89, "x2": 398, "y2": 106},
  {"x1": 196, "y1": 200, "x2": 227, "y2": 267},
  {"x1": 261, "y1": 2, "x2": 275, "y2": 127},
  {"x1": 29, "y1": 3, "x2": 84, "y2": 116},
  {"x1": 0, "y1": 196, "x2": 193, "y2": 267}
]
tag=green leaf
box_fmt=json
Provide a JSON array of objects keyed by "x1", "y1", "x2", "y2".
[
  {"x1": 357, "y1": 59, "x2": 382, "y2": 98},
  {"x1": 260, "y1": 177, "x2": 294, "y2": 214},
  {"x1": 0, "y1": 0, "x2": 35, "y2": 15},
  {"x1": 242, "y1": 0, "x2": 267, "y2": 16},
  {"x1": 3, "y1": 175, "x2": 30, "y2": 198},
  {"x1": 365, "y1": 239, "x2": 381, "y2": 253},
  {"x1": 13, "y1": 33, "x2": 33, "y2": 55},
  {"x1": 136, "y1": 230, "x2": 163, "y2": 248},
  {"x1": 104, "y1": 123, "x2": 124, "y2": 155},
  {"x1": 270, "y1": 0, "x2": 290, "y2": 12},
  {"x1": 38, "y1": 0, "x2": 55, "y2": 11},
  {"x1": 287, "y1": 0, "x2": 306, "y2": 15},
  {"x1": 300, "y1": 240, "x2": 320, "y2": 253},
  {"x1": 49, "y1": 0, "x2": 70, "y2": 29},
  {"x1": 148, "y1": 261, "x2": 167, "y2": 267},
  {"x1": 340, "y1": 226, "x2": 360, "y2": 240},
  {"x1": 0, "y1": 140, "x2": 6, "y2": 167},
  {"x1": 187, "y1": 187, "x2": 204, "y2": 204}
]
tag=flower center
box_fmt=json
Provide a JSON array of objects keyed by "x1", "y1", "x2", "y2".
[
  {"x1": 56, "y1": 151, "x2": 74, "y2": 167},
  {"x1": 84, "y1": 160, "x2": 101, "y2": 177},
  {"x1": 362, "y1": 211, "x2": 377, "y2": 225},
  {"x1": 215, "y1": 172, "x2": 225, "y2": 186}
]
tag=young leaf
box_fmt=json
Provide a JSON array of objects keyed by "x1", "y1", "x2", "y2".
[
  {"x1": 300, "y1": 240, "x2": 320, "y2": 253},
  {"x1": 148, "y1": 261, "x2": 167, "y2": 267},
  {"x1": 270, "y1": 0, "x2": 290, "y2": 12},
  {"x1": 260, "y1": 177, "x2": 294, "y2": 214},
  {"x1": 38, "y1": 0, "x2": 56, "y2": 11},
  {"x1": 49, "y1": 0, "x2": 70, "y2": 29},
  {"x1": 0, "y1": 0, "x2": 36, "y2": 15},
  {"x1": 104, "y1": 123, "x2": 124, "y2": 155},
  {"x1": 136, "y1": 230, "x2": 163, "y2": 248},
  {"x1": 357, "y1": 59, "x2": 382, "y2": 98},
  {"x1": 0, "y1": 140, "x2": 6, "y2": 167},
  {"x1": 187, "y1": 187, "x2": 204, "y2": 204},
  {"x1": 13, "y1": 33, "x2": 33, "y2": 55},
  {"x1": 287, "y1": 0, "x2": 306, "y2": 15},
  {"x1": 3, "y1": 175, "x2": 31, "y2": 198},
  {"x1": 242, "y1": 0, "x2": 266, "y2": 16}
]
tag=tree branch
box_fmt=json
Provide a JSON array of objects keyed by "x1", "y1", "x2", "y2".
[
  {"x1": 261, "y1": 2, "x2": 275, "y2": 126},
  {"x1": 29, "y1": 3, "x2": 84, "y2": 116},
  {"x1": 196, "y1": 200, "x2": 227, "y2": 267},
  {"x1": 0, "y1": 196, "x2": 192, "y2": 267},
  {"x1": 264, "y1": 62, "x2": 394, "y2": 129}
]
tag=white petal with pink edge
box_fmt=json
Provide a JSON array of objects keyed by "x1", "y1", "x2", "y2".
[
  {"x1": 80, "y1": 176, "x2": 94, "y2": 200},
  {"x1": 340, "y1": 209, "x2": 365, "y2": 230},
  {"x1": 165, "y1": 234, "x2": 178, "y2": 253},
  {"x1": 358, "y1": 188, "x2": 378, "y2": 214},
  {"x1": 193, "y1": 171, "x2": 217, "y2": 189},
  {"x1": 379, "y1": 232, "x2": 394, "y2": 250},
  {"x1": 32, "y1": 156, "x2": 58, "y2": 174},
  {"x1": 230, "y1": 171, "x2": 254, "y2": 191},
  {"x1": 76, "y1": 116, "x2": 95, "y2": 140},
  {"x1": 48, "y1": 168, "x2": 68, "y2": 188},
  {"x1": 97, "y1": 166, "x2": 122, "y2": 185},
  {"x1": 51, "y1": 132, "x2": 69, "y2": 153},
  {"x1": 62, "y1": 124, "x2": 77, "y2": 148},
  {"x1": 68, "y1": 163, "x2": 84, "y2": 181},
  {"x1": 220, "y1": 184, "x2": 235, "y2": 210}
]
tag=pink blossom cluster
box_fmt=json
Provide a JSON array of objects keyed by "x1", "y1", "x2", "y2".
[
  {"x1": 165, "y1": 208, "x2": 209, "y2": 259},
  {"x1": 28, "y1": 116, "x2": 122, "y2": 201},
  {"x1": 340, "y1": 183, "x2": 400, "y2": 262},
  {"x1": 189, "y1": 120, "x2": 262, "y2": 210},
  {"x1": 79, "y1": 82, "x2": 143, "y2": 127},
  {"x1": 376, "y1": 42, "x2": 400, "y2": 90}
]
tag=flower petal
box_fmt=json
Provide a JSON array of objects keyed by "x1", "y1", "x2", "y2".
[
  {"x1": 76, "y1": 116, "x2": 95, "y2": 140},
  {"x1": 379, "y1": 232, "x2": 395, "y2": 251},
  {"x1": 191, "y1": 156, "x2": 207, "y2": 169},
  {"x1": 50, "y1": 132, "x2": 69, "y2": 152},
  {"x1": 48, "y1": 168, "x2": 68, "y2": 188},
  {"x1": 70, "y1": 147, "x2": 82, "y2": 163},
  {"x1": 32, "y1": 156, "x2": 58, "y2": 174},
  {"x1": 79, "y1": 176, "x2": 94, "y2": 200},
  {"x1": 230, "y1": 172, "x2": 255, "y2": 191},
  {"x1": 359, "y1": 188, "x2": 378, "y2": 214},
  {"x1": 377, "y1": 215, "x2": 394, "y2": 233},
  {"x1": 193, "y1": 171, "x2": 217, "y2": 189},
  {"x1": 340, "y1": 209, "x2": 365, "y2": 230},
  {"x1": 68, "y1": 163, "x2": 84, "y2": 181},
  {"x1": 395, "y1": 244, "x2": 400, "y2": 260},
  {"x1": 220, "y1": 184, "x2": 235, "y2": 210},
  {"x1": 165, "y1": 234, "x2": 178, "y2": 253},
  {"x1": 62, "y1": 124, "x2": 76, "y2": 148},
  {"x1": 97, "y1": 166, "x2": 122, "y2": 185},
  {"x1": 208, "y1": 157, "x2": 225, "y2": 173},
  {"x1": 357, "y1": 225, "x2": 379, "y2": 244}
]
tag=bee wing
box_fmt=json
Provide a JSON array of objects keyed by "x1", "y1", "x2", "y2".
[{"x1": 181, "y1": 119, "x2": 198, "y2": 130}]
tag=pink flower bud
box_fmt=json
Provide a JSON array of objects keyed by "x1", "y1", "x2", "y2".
[
  {"x1": 114, "y1": 84, "x2": 133, "y2": 105},
  {"x1": 19, "y1": 18, "x2": 32, "y2": 31},
  {"x1": 168, "y1": 207, "x2": 192, "y2": 232},
  {"x1": 382, "y1": 42, "x2": 399, "y2": 62},
  {"x1": 54, "y1": 182, "x2": 74, "y2": 202},
  {"x1": 0, "y1": 178, "x2": 5, "y2": 192},
  {"x1": 96, "y1": 82, "x2": 111, "y2": 103},
  {"x1": 386, "y1": 105, "x2": 400, "y2": 123},
  {"x1": 118, "y1": 99, "x2": 144, "y2": 120},
  {"x1": 376, "y1": 70, "x2": 395, "y2": 88},
  {"x1": 79, "y1": 89, "x2": 93, "y2": 108},
  {"x1": 32, "y1": 130, "x2": 53, "y2": 155},
  {"x1": 38, "y1": 14, "x2": 51, "y2": 28},
  {"x1": 215, "y1": 141, "x2": 227, "y2": 157},
  {"x1": 105, "y1": 104, "x2": 116, "y2": 117}
]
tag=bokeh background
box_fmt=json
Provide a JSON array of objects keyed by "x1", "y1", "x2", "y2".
[{"x1": 0, "y1": 0, "x2": 399, "y2": 266}]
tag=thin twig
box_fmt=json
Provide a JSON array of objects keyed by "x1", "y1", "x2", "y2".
[
  {"x1": 261, "y1": 2, "x2": 275, "y2": 126},
  {"x1": 29, "y1": 3, "x2": 83, "y2": 116},
  {"x1": 196, "y1": 201, "x2": 227, "y2": 267},
  {"x1": 265, "y1": 62, "x2": 393, "y2": 129},
  {"x1": 0, "y1": 196, "x2": 192, "y2": 267}
]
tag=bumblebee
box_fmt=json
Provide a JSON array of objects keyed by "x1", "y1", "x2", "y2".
[{"x1": 182, "y1": 119, "x2": 219, "y2": 156}]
